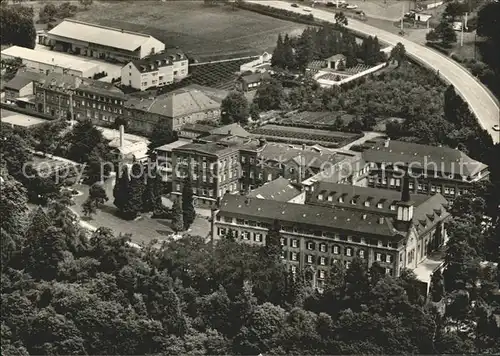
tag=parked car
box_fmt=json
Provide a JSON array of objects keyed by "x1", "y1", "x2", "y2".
[
  {"x1": 346, "y1": 4, "x2": 358, "y2": 9},
  {"x1": 303, "y1": 7, "x2": 312, "y2": 12},
  {"x1": 493, "y1": 124, "x2": 500, "y2": 132},
  {"x1": 291, "y1": 3, "x2": 299, "y2": 7}
]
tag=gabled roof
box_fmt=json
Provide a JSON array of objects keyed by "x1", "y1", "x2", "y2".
[
  {"x1": 363, "y1": 139, "x2": 488, "y2": 177},
  {"x1": 48, "y1": 19, "x2": 159, "y2": 52},
  {"x1": 327, "y1": 54, "x2": 347, "y2": 61},
  {"x1": 180, "y1": 123, "x2": 216, "y2": 134},
  {"x1": 218, "y1": 194, "x2": 401, "y2": 238},
  {"x1": 308, "y1": 182, "x2": 430, "y2": 215},
  {"x1": 130, "y1": 50, "x2": 186, "y2": 73},
  {"x1": 174, "y1": 142, "x2": 239, "y2": 157},
  {"x1": 248, "y1": 177, "x2": 302, "y2": 202},
  {"x1": 4, "y1": 70, "x2": 43, "y2": 91}
]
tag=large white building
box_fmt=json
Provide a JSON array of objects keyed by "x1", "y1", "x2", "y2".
[
  {"x1": 43, "y1": 19, "x2": 165, "y2": 62},
  {"x1": 121, "y1": 51, "x2": 188, "y2": 90},
  {"x1": 1, "y1": 45, "x2": 101, "y2": 77}
]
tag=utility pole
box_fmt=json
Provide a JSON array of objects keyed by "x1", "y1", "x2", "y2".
[
  {"x1": 400, "y1": 3, "x2": 404, "y2": 33},
  {"x1": 460, "y1": 13, "x2": 466, "y2": 47}
]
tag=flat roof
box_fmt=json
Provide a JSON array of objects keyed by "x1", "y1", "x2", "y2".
[
  {"x1": 155, "y1": 139, "x2": 192, "y2": 152},
  {"x1": 48, "y1": 19, "x2": 156, "y2": 52},
  {"x1": 1, "y1": 46, "x2": 99, "y2": 72},
  {"x1": 1, "y1": 113, "x2": 49, "y2": 127}
]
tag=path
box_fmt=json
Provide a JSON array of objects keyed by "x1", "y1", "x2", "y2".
[
  {"x1": 341, "y1": 131, "x2": 385, "y2": 150},
  {"x1": 249, "y1": 1, "x2": 500, "y2": 143}
]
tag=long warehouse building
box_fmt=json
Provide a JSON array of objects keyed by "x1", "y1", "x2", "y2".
[
  {"x1": 1, "y1": 45, "x2": 101, "y2": 78},
  {"x1": 42, "y1": 19, "x2": 165, "y2": 62}
]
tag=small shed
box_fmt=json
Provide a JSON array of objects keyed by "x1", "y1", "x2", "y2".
[{"x1": 326, "y1": 54, "x2": 346, "y2": 70}]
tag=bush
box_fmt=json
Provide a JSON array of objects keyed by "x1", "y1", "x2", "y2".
[{"x1": 237, "y1": 2, "x2": 318, "y2": 25}]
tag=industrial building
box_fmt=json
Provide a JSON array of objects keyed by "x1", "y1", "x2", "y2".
[
  {"x1": 43, "y1": 19, "x2": 165, "y2": 62},
  {"x1": 1, "y1": 46, "x2": 101, "y2": 77}
]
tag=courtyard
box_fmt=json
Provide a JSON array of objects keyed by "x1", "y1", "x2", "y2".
[{"x1": 71, "y1": 178, "x2": 211, "y2": 245}]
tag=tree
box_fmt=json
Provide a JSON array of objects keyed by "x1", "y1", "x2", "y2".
[
  {"x1": 171, "y1": 200, "x2": 184, "y2": 233},
  {"x1": 181, "y1": 178, "x2": 196, "y2": 230},
  {"x1": 38, "y1": 3, "x2": 57, "y2": 23},
  {"x1": 0, "y1": 5, "x2": 36, "y2": 49},
  {"x1": 335, "y1": 12, "x2": 348, "y2": 27},
  {"x1": 79, "y1": 0, "x2": 93, "y2": 9},
  {"x1": 66, "y1": 119, "x2": 110, "y2": 164},
  {"x1": 120, "y1": 163, "x2": 144, "y2": 220},
  {"x1": 253, "y1": 79, "x2": 285, "y2": 111},
  {"x1": 89, "y1": 182, "x2": 108, "y2": 207},
  {"x1": 85, "y1": 147, "x2": 107, "y2": 185},
  {"x1": 477, "y1": 2, "x2": 500, "y2": 45},
  {"x1": 142, "y1": 165, "x2": 163, "y2": 213},
  {"x1": 271, "y1": 33, "x2": 285, "y2": 69},
  {"x1": 442, "y1": 1, "x2": 467, "y2": 22},
  {"x1": 295, "y1": 28, "x2": 316, "y2": 71},
  {"x1": 428, "y1": 21, "x2": 457, "y2": 46},
  {"x1": 113, "y1": 167, "x2": 129, "y2": 211},
  {"x1": 390, "y1": 42, "x2": 406, "y2": 67},
  {"x1": 264, "y1": 219, "x2": 282, "y2": 259},
  {"x1": 220, "y1": 91, "x2": 249, "y2": 125},
  {"x1": 82, "y1": 197, "x2": 96, "y2": 219},
  {"x1": 282, "y1": 34, "x2": 296, "y2": 70},
  {"x1": 147, "y1": 118, "x2": 176, "y2": 158},
  {"x1": 430, "y1": 269, "x2": 445, "y2": 302}
]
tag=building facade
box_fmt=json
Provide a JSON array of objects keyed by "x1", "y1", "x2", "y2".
[
  {"x1": 121, "y1": 51, "x2": 189, "y2": 91},
  {"x1": 35, "y1": 73, "x2": 126, "y2": 124},
  {"x1": 45, "y1": 19, "x2": 165, "y2": 62},
  {"x1": 362, "y1": 138, "x2": 489, "y2": 199},
  {"x1": 212, "y1": 177, "x2": 450, "y2": 290}
]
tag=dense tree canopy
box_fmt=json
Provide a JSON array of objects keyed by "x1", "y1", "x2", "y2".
[{"x1": 0, "y1": 4, "x2": 36, "y2": 49}]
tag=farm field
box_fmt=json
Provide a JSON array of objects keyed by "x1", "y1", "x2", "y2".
[{"x1": 73, "y1": 1, "x2": 308, "y2": 60}]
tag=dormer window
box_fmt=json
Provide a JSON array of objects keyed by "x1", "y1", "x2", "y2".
[
  {"x1": 377, "y1": 202, "x2": 383, "y2": 209},
  {"x1": 338, "y1": 196, "x2": 344, "y2": 203},
  {"x1": 364, "y1": 201, "x2": 370, "y2": 207},
  {"x1": 390, "y1": 204, "x2": 396, "y2": 211},
  {"x1": 318, "y1": 194, "x2": 324, "y2": 201}
]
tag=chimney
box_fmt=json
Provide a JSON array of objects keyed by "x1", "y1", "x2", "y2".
[
  {"x1": 119, "y1": 124, "x2": 125, "y2": 149},
  {"x1": 384, "y1": 138, "x2": 390, "y2": 148}
]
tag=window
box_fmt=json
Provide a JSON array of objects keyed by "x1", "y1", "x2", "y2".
[
  {"x1": 242, "y1": 231, "x2": 250, "y2": 240},
  {"x1": 255, "y1": 233, "x2": 262, "y2": 242},
  {"x1": 307, "y1": 255, "x2": 313, "y2": 264},
  {"x1": 431, "y1": 185, "x2": 436, "y2": 192},
  {"x1": 280, "y1": 237, "x2": 286, "y2": 246},
  {"x1": 291, "y1": 252, "x2": 298, "y2": 261},
  {"x1": 364, "y1": 201, "x2": 370, "y2": 207},
  {"x1": 176, "y1": 184, "x2": 180, "y2": 192},
  {"x1": 318, "y1": 194, "x2": 324, "y2": 201},
  {"x1": 436, "y1": 186, "x2": 442, "y2": 193},
  {"x1": 307, "y1": 241, "x2": 314, "y2": 250},
  {"x1": 338, "y1": 196, "x2": 344, "y2": 203},
  {"x1": 386, "y1": 255, "x2": 392, "y2": 263},
  {"x1": 319, "y1": 256, "x2": 326, "y2": 265},
  {"x1": 450, "y1": 187, "x2": 455, "y2": 195},
  {"x1": 376, "y1": 253, "x2": 382, "y2": 261},
  {"x1": 409, "y1": 182, "x2": 414, "y2": 189},
  {"x1": 319, "y1": 243, "x2": 326, "y2": 252},
  {"x1": 390, "y1": 178, "x2": 395, "y2": 186},
  {"x1": 377, "y1": 202, "x2": 383, "y2": 209},
  {"x1": 359, "y1": 249, "x2": 365, "y2": 258},
  {"x1": 241, "y1": 156, "x2": 246, "y2": 163},
  {"x1": 291, "y1": 266, "x2": 297, "y2": 274},
  {"x1": 395, "y1": 178, "x2": 401, "y2": 187},
  {"x1": 385, "y1": 268, "x2": 392, "y2": 275},
  {"x1": 327, "y1": 195, "x2": 333, "y2": 202},
  {"x1": 291, "y1": 239, "x2": 298, "y2": 248},
  {"x1": 390, "y1": 204, "x2": 396, "y2": 211},
  {"x1": 444, "y1": 187, "x2": 450, "y2": 195},
  {"x1": 346, "y1": 248, "x2": 352, "y2": 257},
  {"x1": 319, "y1": 270, "x2": 325, "y2": 279},
  {"x1": 333, "y1": 246, "x2": 339, "y2": 254}
]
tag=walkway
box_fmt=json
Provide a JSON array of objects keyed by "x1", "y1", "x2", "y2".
[{"x1": 249, "y1": 1, "x2": 500, "y2": 143}]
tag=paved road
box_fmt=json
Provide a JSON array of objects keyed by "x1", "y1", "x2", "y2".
[{"x1": 249, "y1": 1, "x2": 499, "y2": 143}]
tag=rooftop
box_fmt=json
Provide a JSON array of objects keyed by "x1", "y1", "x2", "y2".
[
  {"x1": 174, "y1": 142, "x2": 240, "y2": 157},
  {"x1": 155, "y1": 139, "x2": 192, "y2": 152},
  {"x1": 248, "y1": 177, "x2": 302, "y2": 202},
  {"x1": 4, "y1": 70, "x2": 44, "y2": 91},
  {"x1": 48, "y1": 19, "x2": 159, "y2": 52},
  {"x1": 308, "y1": 181, "x2": 431, "y2": 215},
  {"x1": 180, "y1": 123, "x2": 217, "y2": 134},
  {"x1": 1, "y1": 113, "x2": 49, "y2": 128},
  {"x1": 240, "y1": 71, "x2": 271, "y2": 84},
  {"x1": 130, "y1": 50, "x2": 186, "y2": 73},
  {"x1": 363, "y1": 139, "x2": 488, "y2": 177},
  {"x1": 218, "y1": 194, "x2": 402, "y2": 238},
  {"x1": 125, "y1": 87, "x2": 220, "y2": 118},
  {"x1": 327, "y1": 54, "x2": 347, "y2": 61},
  {"x1": 1, "y1": 46, "x2": 100, "y2": 73},
  {"x1": 210, "y1": 123, "x2": 250, "y2": 137},
  {"x1": 301, "y1": 152, "x2": 365, "y2": 185},
  {"x1": 38, "y1": 72, "x2": 125, "y2": 99}
]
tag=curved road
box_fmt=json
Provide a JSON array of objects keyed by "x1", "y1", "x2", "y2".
[{"x1": 249, "y1": 0, "x2": 499, "y2": 143}]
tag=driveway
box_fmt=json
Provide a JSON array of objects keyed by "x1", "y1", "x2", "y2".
[
  {"x1": 341, "y1": 131, "x2": 385, "y2": 150},
  {"x1": 250, "y1": 1, "x2": 500, "y2": 144}
]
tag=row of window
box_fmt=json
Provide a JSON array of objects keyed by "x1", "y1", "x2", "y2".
[
  {"x1": 289, "y1": 264, "x2": 393, "y2": 277},
  {"x1": 317, "y1": 193, "x2": 397, "y2": 210}
]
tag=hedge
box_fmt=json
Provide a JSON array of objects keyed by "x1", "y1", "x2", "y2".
[{"x1": 237, "y1": 2, "x2": 317, "y2": 26}]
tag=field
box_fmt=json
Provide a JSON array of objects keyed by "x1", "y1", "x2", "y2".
[{"x1": 73, "y1": 1, "x2": 308, "y2": 60}]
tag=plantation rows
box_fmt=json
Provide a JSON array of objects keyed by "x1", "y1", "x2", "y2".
[
  {"x1": 252, "y1": 127, "x2": 352, "y2": 143},
  {"x1": 187, "y1": 59, "x2": 250, "y2": 89}
]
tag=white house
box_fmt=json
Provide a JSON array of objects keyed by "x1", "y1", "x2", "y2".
[{"x1": 121, "y1": 50, "x2": 188, "y2": 90}]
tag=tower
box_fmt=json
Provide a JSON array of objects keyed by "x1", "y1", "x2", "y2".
[{"x1": 396, "y1": 167, "x2": 414, "y2": 222}]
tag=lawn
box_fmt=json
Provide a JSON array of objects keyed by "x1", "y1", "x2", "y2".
[
  {"x1": 72, "y1": 0, "x2": 308, "y2": 60},
  {"x1": 71, "y1": 180, "x2": 211, "y2": 245}
]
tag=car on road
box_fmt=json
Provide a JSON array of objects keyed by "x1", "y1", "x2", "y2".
[
  {"x1": 291, "y1": 3, "x2": 299, "y2": 7},
  {"x1": 493, "y1": 124, "x2": 500, "y2": 132},
  {"x1": 303, "y1": 7, "x2": 312, "y2": 12},
  {"x1": 346, "y1": 4, "x2": 359, "y2": 9}
]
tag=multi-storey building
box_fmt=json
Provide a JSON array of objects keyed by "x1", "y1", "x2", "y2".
[
  {"x1": 35, "y1": 73, "x2": 126, "y2": 124},
  {"x1": 212, "y1": 176, "x2": 450, "y2": 289},
  {"x1": 171, "y1": 141, "x2": 249, "y2": 207},
  {"x1": 123, "y1": 85, "x2": 222, "y2": 134},
  {"x1": 121, "y1": 51, "x2": 188, "y2": 91},
  {"x1": 362, "y1": 138, "x2": 489, "y2": 199}
]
